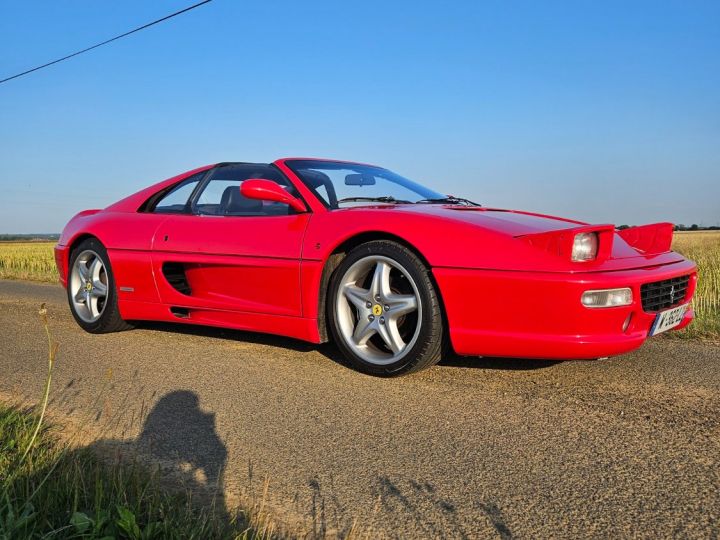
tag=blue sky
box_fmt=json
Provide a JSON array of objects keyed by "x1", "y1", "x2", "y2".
[{"x1": 1, "y1": 0, "x2": 718, "y2": 233}]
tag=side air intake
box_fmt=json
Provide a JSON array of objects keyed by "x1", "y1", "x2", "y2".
[{"x1": 162, "y1": 262, "x2": 191, "y2": 295}]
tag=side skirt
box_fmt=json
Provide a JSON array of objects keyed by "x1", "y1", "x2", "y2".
[{"x1": 118, "y1": 299, "x2": 322, "y2": 344}]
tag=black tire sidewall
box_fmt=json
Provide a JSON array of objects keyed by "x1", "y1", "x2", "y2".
[{"x1": 328, "y1": 240, "x2": 443, "y2": 376}]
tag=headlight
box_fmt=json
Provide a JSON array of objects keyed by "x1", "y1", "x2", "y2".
[
  {"x1": 572, "y1": 232, "x2": 598, "y2": 262},
  {"x1": 581, "y1": 288, "x2": 633, "y2": 308}
]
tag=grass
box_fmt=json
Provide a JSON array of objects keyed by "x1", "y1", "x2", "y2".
[
  {"x1": 0, "y1": 233, "x2": 718, "y2": 338},
  {"x1": 0, "y1": 405, "x2": 264, "y2": 539},
  {"x1": 0, "y1": 242, "x2": 57, "y2": 282},
  {"x1": 0, "y1": 306, "x2": 273, "y2": 540},
  {"x1": 671, "y1": 231, "x2": 720, "y2": 339}
]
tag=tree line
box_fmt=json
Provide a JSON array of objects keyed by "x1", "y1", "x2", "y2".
[{"x1": 616, "y1": 224, "x2": 719, "y2": 231}]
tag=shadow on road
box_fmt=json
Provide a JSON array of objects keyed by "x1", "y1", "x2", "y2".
[
  {"x1": 137, "y1": 321, "x2": 560, "y2": 373},
  {"x1": 295, "y1": 471, "x2": 516, "y2": 538},
  {"x1": 439, "y1": 354, "x2": 561, "y2": 371},
  {"x1": 87, "y1": 390, "x2": 231, "y2": 524},
  {"x1": 138, "y1": 320, "x2": 324, "y2": 354},
  {"x1": 136, "y1": 390, "x2": 227, "y2": 493}
]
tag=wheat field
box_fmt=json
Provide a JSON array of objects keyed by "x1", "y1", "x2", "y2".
[
  {"x1": 672, "y1": 231, "x2": 720, "y2": 337},
  {"x1": 0, "y1": 242, "x2": 57, "y2": 282},
  {"x1": 0, "y1": 233, "x2": 718, "y2": 338}
]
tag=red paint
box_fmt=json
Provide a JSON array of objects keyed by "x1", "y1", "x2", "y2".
[
  {"x1": 55, "y1": 158, "x2": 698, "y2": 360},
  {"x1": 240, "y1": 179, "x2": 307, "y2": 213},
  {"x1": 434, "y1": 261, "x2": 697, "y2": 359},
  {"x1": 617, "y1": 222, "x2": 674, "y2": 254}
]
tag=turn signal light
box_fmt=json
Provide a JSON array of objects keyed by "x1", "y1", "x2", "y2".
[{"x1": 581, "y1": 288, "x2": 633, "y2": 308}]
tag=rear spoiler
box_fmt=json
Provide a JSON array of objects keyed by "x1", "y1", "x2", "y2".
[{"x1": 616, "y1": 222, "x2": 674, "y2": 254}]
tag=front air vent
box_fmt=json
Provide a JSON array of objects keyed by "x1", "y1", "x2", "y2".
[
  {"x1": 162, "y1": 262, "x2": 191, "y2": 295},
  {"x1": 640, "y1": 274, "x2": 690, "y2": 313}
]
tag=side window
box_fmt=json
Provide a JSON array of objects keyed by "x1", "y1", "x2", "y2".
[
  {"x1": 151, "y1": 174, "x2": 203, "y2": 214},
  {"x1": 193, "y1": 164, "x2": 299, "y2": 217}
]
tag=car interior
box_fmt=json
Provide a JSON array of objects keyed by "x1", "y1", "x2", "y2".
[{"x1": 150, "y1": 164, "x2": 303, "y2": 217}]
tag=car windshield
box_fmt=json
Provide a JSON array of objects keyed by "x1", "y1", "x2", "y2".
[{"x1": 285, "y1": 160, "x2": 446, "y2": 209}]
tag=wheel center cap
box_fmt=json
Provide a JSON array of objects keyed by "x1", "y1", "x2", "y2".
[
  {"x1": 372, "y1": 304, "x2": 383, "y2": 316},
  {"x1": 85, "y1": 282, "x2": 93, "y2": 292}
]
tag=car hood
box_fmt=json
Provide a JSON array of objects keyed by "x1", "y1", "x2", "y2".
[
  {"x1": 387, "y1": 204, "x2": 587, "y2": 236},
  {"x1": 331, "y1": 204, "x2": 687, "y2": 271}
]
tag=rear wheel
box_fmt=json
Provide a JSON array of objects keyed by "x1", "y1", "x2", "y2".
[
  {"x1": 328, "y1": 240, "x2": 444, "y2": 376},
  {"x1": 67, "y1": 238, "x2": 132, "y2": 333}
]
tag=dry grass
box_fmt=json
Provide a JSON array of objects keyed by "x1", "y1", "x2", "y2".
[
  {"x1": 671, "y1": 231, "x2": 720, "y2": 339},
  {"x1": 0, "y1": 241, "x2": 58, "y2": 282},
  {"x1": 0, "y1": 233, "x2": 718, "y2": 338}
]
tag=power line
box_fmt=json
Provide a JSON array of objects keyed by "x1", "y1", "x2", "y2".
[{"x1": 0, "y1": 0, "x2": 213, "y2": 85}]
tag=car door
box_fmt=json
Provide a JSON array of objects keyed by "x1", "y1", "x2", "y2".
[
  {"x1": 151, "y1": 163, "x2": 310, "y2": 317},
  {"x1": 106, "y1": 170, "x2": 208, "y2": 304}
]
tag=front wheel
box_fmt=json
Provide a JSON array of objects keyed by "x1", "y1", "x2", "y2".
[
  {"x1": 328, "y1": 240, "x2": 445, "y2": 376},
  {"x1": 67, "y1": 238, "x2": 133, "y2": 333}
]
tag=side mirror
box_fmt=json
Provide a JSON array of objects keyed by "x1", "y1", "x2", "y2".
[{"x1": 240, "y1": 179, "x2": 307, "y2": 213}]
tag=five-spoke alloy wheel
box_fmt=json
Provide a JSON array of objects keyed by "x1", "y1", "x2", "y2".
[
  {"x1": 67, "y1": 238, "x2": 132, "y2": 333},
  {"x1": 70, "y1": 249, "x2": 108, "y2": 323},
  {"x1": 329, "y1": 240, "x2": 444, "y2": 376}
]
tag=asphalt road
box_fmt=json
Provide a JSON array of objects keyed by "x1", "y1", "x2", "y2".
[{"x1": 1, "y1": 280, "x2": 718, "y2": 539}]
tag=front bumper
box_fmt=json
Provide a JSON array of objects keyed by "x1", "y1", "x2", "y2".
[
  {"x1": 54, "y1": 244, "x2": 69, "y2": 288},
  {"x1": 433, "y1": 260, "x2": 697, "y2": 360}
]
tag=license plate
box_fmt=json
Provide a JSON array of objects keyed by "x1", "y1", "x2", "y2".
[{"x1": 649, "y1": 303, "x2": 689, "y2": 336}]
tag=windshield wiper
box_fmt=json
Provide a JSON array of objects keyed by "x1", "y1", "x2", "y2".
[
  {"x1": 337, "y1": 196, "x2": 413, "y2": 205},
  {"x1": 415, "y1": 196, "x2": 481, "y2": 207}
]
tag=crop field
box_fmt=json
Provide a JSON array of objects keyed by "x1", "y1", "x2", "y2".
[
  {"x1": 0, "y1": 233, "x2": 718, "y2": 338},
  {"x1": 671, "y1": 231, "x2": 720, "y2": 338},
  {"x1": 0, "y1": 242, "x2": 57, "y2": 282}
]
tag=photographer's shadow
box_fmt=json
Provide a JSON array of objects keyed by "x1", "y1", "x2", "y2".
[{"x1": 89, "y1": 390, "x2": 228, "y2": 516}]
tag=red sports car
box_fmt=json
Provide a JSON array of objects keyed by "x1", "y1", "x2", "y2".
[{"x1": 55, "y1": 158, "x2": 697, "y2": 376}]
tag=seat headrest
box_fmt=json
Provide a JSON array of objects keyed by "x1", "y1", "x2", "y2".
[
  {"x1": 300, "y1": 169, "x2": 331, "y2": 188},
  {"x1": 220, "y1": 185, "x2": 263, "y2": 214},
  {"x1": 299, "y1": 169, "x2": 338, "y2": 208}
]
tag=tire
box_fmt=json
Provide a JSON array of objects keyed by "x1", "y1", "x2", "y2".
[
  {"x1": 328, "y1": 240, "x2": 445, "y2": 376},
  {"x1": 67, "y1": 237, "x2": 133, "y2": 333}
]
